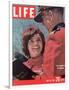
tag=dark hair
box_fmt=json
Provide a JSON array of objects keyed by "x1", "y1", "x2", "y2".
[
  {"x1": 34, "y1": 6, "x2": 64, "y2": 23},
  {"x1": 22, "y1": 26, "x2": 45, "y2": 58},
  {"x1": 50, "y1": 7, "x2": 64, "y2": 15},
  {"x1": 39, "y1": 6, "x2": 64, "y2": 15}
]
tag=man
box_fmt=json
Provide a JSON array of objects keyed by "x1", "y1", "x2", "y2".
[{"x1": 34, "y1": 6, "x2": 65, "y2": 78}]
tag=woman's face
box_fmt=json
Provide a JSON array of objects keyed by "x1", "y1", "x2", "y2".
[{"x1": 28, "y1": 34, "x2": 43, "y2": 58}]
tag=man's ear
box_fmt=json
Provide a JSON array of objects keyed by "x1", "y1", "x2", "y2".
[
  {"x1": 49, "y1": 10, "x2": 54, "y2": 21},
  {"x1": 49, "y1": 10, "x2": 52, "y2": 15}
]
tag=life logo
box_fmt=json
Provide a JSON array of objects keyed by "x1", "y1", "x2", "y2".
[{"x1": 12, "y1": 4, "x2": 36, "y2": 19}]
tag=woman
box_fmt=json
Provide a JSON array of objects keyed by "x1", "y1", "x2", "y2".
[{"x1": 22, "y1": 25, "x2": 45, "y2": 79}]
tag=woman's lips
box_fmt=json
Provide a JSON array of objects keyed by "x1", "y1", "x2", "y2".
[
  {"x1": 32, "y1": 47, "x2": 40, "y2": 49},
  {"x1": 32, "y1": 47, "x2": 41, "y2": 52}
]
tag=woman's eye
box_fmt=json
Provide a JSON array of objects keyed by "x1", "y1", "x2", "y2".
[
  {"x1": 29, "y1": 37, "x2": 41, "y2": 43},
  {"x1": 36, "y1": 37, "x2": 41, "y2": 41},
  {"x1": 30, "y1": 40, "x2": 34, "y2": 43}
]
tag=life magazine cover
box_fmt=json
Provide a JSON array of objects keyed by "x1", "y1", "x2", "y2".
[{"x1": 12, "y1": 4, "x2": 65, "y2": 86}]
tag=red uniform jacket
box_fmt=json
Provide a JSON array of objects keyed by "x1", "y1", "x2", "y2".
[{"x1": 43, "y1": 27, "x2": 65, "y2": 78}]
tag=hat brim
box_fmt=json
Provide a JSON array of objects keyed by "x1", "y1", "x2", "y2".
[{"x1": 34, "y1": 13, "x2": 43, "y2": 23}]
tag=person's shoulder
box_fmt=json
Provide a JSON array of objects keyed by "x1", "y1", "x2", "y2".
[
  {"x1": 51, "y1": 22, "x2": 65, "y2": 34},
  {"x1": 48, "y1": 27, "x2": 64, "y2": 42},
  {"x1": 54, "y1": 27, "x2": 65, "y2": 41}
]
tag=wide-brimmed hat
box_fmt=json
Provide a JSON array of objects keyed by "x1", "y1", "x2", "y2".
[
  {"x1": 34, "y1": 6, "x2": 47, "y2": 23},
  {"x1": 34, "y1": 6, "x2": 64, "y2": 23}
]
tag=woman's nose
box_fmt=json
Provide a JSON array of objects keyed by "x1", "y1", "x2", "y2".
[{"x1": 33, "y1": 41, "x2": 38, "y2": 45}]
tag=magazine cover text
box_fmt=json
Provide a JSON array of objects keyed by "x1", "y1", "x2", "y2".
[{"x1": 12, "y1": 4, "x2": 65, "y2": 86}]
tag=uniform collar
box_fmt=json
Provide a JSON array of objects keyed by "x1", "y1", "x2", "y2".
[{"x1": 52, "y1": 22, "x2": 65, "y2": 31}]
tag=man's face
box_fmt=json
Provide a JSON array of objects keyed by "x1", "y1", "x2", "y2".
[
  {"x1": 28, "y1": 34, "x2": 43, "y2": 58},
  {"x1": 41, "y1": 9, "x2": 55, "y2": 32}
]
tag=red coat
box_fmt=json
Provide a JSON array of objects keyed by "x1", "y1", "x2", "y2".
[
  {"x1": 43, "y1": 27, "x2": 65, "y2": 78},
  {"x1": 23, "y1": 56, "x2": 43, "y2": 79}
]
